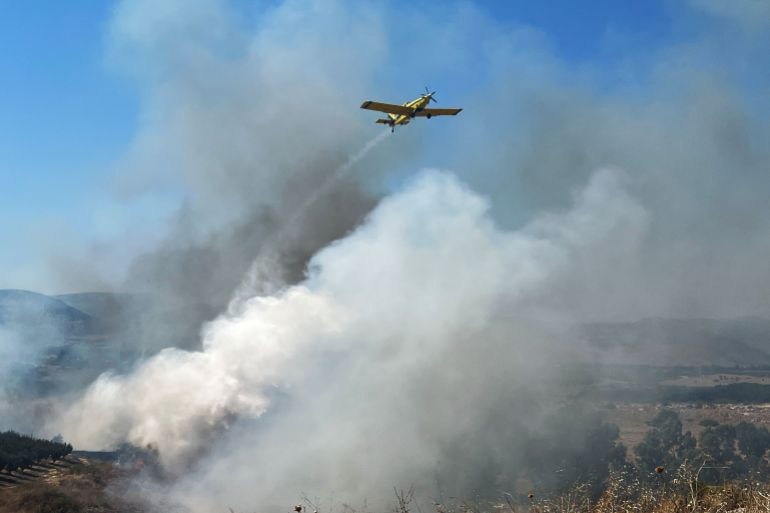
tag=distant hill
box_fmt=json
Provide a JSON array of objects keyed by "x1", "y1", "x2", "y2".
[
  {"x1": 0, "y1": 288, "x2": 212, "y2": 378},
  {"x1": 0, "y1": 290, "x2": 91, "y2": 328},
  {"x1": 582, "y1": 317, "x2": 770, "y2": 367},
  {"x1": 0, "y1": 290, "x2": 141, "y2": 402},
  {"x1": 53, "y1": 292, "x2": 135, "y2": 320}
]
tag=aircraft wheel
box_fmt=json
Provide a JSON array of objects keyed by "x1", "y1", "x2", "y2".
[{"x1": 427, "y1": 114, "x2": 432, "y2": 119}]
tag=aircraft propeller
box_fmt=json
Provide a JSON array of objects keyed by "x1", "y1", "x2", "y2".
[{"x1": 423, "y1": 86, "x2": 437, "y2": 103}]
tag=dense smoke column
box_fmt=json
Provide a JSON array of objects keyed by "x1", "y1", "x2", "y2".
[
  {"x1": 101, "y1": 0, "x2": 405, "y2": 354},
  {"x1": 53, "y1": 169, "x2": 645, "y2": 510}
]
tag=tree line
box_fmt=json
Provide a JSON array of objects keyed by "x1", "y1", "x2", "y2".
[
  {"x1": 635, "y1": 410, "x2": 770, "y2": 483},
  {"x1": 0, "y1": 431, "x2": 72, "y2": 472},
  {"x1": 508, "y1": 407, "x2": 770, "y2": 499}
]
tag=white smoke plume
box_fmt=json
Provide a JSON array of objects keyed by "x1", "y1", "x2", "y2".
[{"x1": 53, "y1": 168, "x2": 646, "y2": 509}]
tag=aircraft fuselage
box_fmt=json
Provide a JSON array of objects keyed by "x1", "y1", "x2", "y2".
[{"x1": 386, "y1": 95, "x2": 433, "y2": 128}]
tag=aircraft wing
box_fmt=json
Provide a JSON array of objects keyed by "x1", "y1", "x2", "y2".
[
  {"x1": 360, "y1": 101, "x2": 413, "y2": 116},
  {"x1": 414, "y1": 107, "x2": 463, "y2": 116}
]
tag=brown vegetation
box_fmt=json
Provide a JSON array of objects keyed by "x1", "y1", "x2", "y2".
[
  {"x1": 502, "y1": 464, "x2": 770, "y2": 513},
  {"x1": 0, "y1": 459, "x2": 144, "y2": 513},
  {"x1": 429, "y1": 474, "x2": 770, "y2": 513}
]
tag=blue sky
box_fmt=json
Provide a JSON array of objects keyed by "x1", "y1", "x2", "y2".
[
  {"x1": 0, "y1": 2, "x2": 137, "y2": 210},
  {"x1": 0, "y1": 0, "x2": 723, "y2": 291},
  {"x1": 0, "y1": 2, "x2": 139, "y2": 284}
]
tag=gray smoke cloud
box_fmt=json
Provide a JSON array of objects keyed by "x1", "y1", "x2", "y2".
[
  {"x1": 456, "y1": 83, "x2": 770, "y2": 321},
  {"x1": 93, "y1": 0, "x2": 418, "y2": 354},
  {"x1": 39, "y1": 0, "x2": 770, "y2": 510},
  {"x1": 438, "y1": 3, "x2": 770, "y2": 321}
]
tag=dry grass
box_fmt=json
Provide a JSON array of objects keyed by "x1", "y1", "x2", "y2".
[
  {"x1": 420, "y1": 464, "x2": 770, "y2": 513},
  {"x1": 518, "y1": 466, "x2": 770, "y2": 513}
]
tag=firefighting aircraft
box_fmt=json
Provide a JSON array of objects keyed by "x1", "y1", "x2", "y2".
[{"x1": 360, "y1": 88, "x2": 462, "y2": 132}]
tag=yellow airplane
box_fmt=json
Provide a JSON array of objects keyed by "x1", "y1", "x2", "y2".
[{"x1": 360, "y1": 88, "x2": 462, "y2": 132}]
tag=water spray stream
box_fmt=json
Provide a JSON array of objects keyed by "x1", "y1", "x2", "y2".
[
  {"x1": 287, "y1": 130, "x2": 389, "y2": 234},
  {"x1": 235, "y1": 130, "x2": 390, "y2": 299}
]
